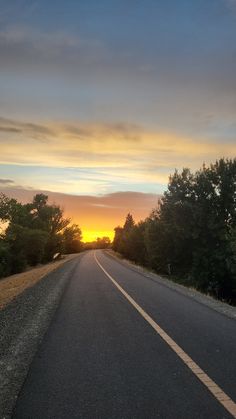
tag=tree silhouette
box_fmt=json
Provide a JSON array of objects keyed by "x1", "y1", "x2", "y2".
[
  {"x1": 0, "y1": 194, "x2": 82, "y2": 276},
  {"x1": 112, "y1": 159, "x2": 236, "y2": 304}
]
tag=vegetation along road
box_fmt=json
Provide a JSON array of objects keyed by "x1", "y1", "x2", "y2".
[{"x1": 13, "y1": 250, "x2": 236, "y2": 418}]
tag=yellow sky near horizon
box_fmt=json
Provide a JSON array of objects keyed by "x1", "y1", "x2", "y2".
[{"x1": 82, "y1": 230, "x2": 114, "y2": 242}]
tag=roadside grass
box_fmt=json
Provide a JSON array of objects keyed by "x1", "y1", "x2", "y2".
[{"x1": 0, "y1": 254, "x2": 78, "y2": 310}]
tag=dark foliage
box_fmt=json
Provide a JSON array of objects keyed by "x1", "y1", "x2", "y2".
[
  {"x1": 113, "y1": 159, "x2": 236, "y2": 304},
  {"x1": 83, "y1": 236, "x2": 111, "y2": 250},
  {"x1": 0, "y1": 194, "x2": 82, "y2": 277},
  {"x1": 62, "y1": 224, "x2": 82, "y2": 254}
]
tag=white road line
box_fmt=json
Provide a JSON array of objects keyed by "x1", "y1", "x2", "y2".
[{"x1": 94, "y1": 251, "x2": 236, "y2": 418}]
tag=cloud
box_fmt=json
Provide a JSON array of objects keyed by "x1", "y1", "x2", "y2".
[
  {"x1": 64, "y1": 122, "x2": 142, "y2": 143},
  {"x1": 0, "y1": 126, "x2": 21, "y2": 133},
  {"x1": 0, "y1": 116, "x2": 54, "y2": 142},
  {"x1": 0, "y1": 178, "x2": 14, "y2": 184},
  {"x1": 0, "y1": 117, "x2": 142, "y2": 145},
  {"x1": 0, "y1": 116, "x2": 235, "y2": 195}
]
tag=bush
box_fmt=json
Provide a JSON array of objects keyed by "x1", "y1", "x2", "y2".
[{"x1": 0, "y1": 241, "x2": 11, "y2": 278}]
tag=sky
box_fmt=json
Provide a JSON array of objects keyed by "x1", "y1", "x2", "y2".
[{"x1": 0, "y1": 0, "x2": 236, "y2": 240}]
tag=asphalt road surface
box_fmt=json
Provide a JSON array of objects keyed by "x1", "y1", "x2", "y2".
[{"x1": 13, "y1": 250, "x2": 236, "y2": 418}]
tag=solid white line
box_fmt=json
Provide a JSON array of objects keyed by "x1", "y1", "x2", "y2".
[{"x1": 94, "y1": 251, "x2": 236, "y2": 418}]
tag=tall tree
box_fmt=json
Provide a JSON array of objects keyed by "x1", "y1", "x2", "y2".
[{"x1": 123, "y1": 213, "x2": 135, "y2": 232}]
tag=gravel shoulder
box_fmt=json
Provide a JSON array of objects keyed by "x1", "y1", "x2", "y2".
[
  {"x1": 106, "y1": 250, "x2": 236, "y2": 321},
  {"x1": 0, "y1": 252, "x2": 84, "y2": 419}
]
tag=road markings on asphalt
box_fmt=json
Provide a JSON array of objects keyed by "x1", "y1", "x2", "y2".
[{"x1": 94, "y1": 252, "x2": 236, "y2": 418}]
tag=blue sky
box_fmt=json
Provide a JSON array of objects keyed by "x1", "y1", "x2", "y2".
[{"x1": 0, "y1": 0, "x2": 235, "y2": 197}]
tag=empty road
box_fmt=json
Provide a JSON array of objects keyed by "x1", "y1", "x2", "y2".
[{"x1": 13, "y1": 250, "x2": 236, "y2": 418}]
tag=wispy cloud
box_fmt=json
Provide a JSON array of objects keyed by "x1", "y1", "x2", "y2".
[
  {"x1": 0, "y1": 126, "x2": 21, "y2": 133},
  {"x1": 0, "y1": 116, "x2": 54, "y2": 142},
  {"x1": 0, "y1": 178, "x2": 14, "y2": 184},
  {"x1": 0, "y1": 115, "x2": 235, "y2": 196}
]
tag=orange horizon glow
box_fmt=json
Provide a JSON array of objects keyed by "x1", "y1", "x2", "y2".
[
  {"x1": 82, "y1": 230, "x2": 114, "y2": 243},
  {"x1": 1, "y1": 187, "x2": 159, "y2": 245}
]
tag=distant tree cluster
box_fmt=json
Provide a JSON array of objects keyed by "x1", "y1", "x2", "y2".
[
  {"x1": 113, "y1": 159, "x2": 236, "y2": 304},
  {"x1": 0, "y1": 193, "x2": 82, "y2": 277},
  {"x1": 83, "y1": 236, "x2": 111, "y2": 250}
]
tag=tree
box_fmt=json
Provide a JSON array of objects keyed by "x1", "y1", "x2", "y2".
[
  {"x1": 62, "y1": 224, "x2": 82, "y2": 253},
  {"x1": 95, "y1": 237, "x2": 111, "y2": 249},
  {"x1": 24, "y1": 229, "x2": 49, "y2": 266},
  {"x1": 145, "y1": 208, "x2": 169, "y2": 272},
  {"x1": 0, "y1": 193, "x2": 31, "y2": 226},
  {"x1": 127, "y1": 221, "x2": 147, "y2": 264},
  {"x1": 0, "y1": 193, "x2": 81, "y2": 275},
  {"x1": 113, "y1": 226, "x2": 123, "y2": 252},
  {"x1": 112, "y1": 214, "x2": 140, "y2": 260},
  {"x1": 29, "y1": 194, "x2": 70, "y2": 234},
  {"x1": 123, "y1": 213, "x2": 135, "y2": 232},
  {"x1": 0, "y1": 239, "x2": 11, "y2": 278},
  {"x1": 190, "y1": 159, "x2": 236, "y2": 299},
  {"x1": 112, "y1": 159, "x2": 236, "y2": 304},
  {"x1": 4, "y1": 224, "x2": 49, "y2": 271},
  {"x1": 28, "y1": 194, "x2": 71, "y2": 261}
]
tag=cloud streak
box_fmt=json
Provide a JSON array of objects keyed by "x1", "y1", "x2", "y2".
[
  {"x1": 0, "y1": 178, "x2": 14, "y2": 184},
  {"x1": 0, "y1": 116, "x2": 55, "y2": 142},
  {"x1": 0, "y1": 116, "x2": 235, "y2": 195}
]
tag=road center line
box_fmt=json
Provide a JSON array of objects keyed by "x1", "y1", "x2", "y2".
[{"x1": 94, "y1": 251, "x2": 236, "y2": 418}]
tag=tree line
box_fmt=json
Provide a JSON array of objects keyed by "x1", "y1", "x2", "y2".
[
  {"x1": 113, "y1": 159, "x2": 236, "y2": 304},
  {"x1": 83, "y1": 236, "x2": 111, "y2": 250},
  {"x1": 0, "y1": 193, "x2": 82, "y2": 277}
]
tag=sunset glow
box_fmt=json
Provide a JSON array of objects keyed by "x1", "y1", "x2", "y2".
[
  {"x1": 0, "y1": 0, "x2": 235, "y2": 240},
  {"x1": 82, "y1": 231, "x2": 114, "y2": 242}
]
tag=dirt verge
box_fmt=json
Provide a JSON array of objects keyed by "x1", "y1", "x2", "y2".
[{"x1": 0, "y1": 254, "x2": 78, "y2": 310}]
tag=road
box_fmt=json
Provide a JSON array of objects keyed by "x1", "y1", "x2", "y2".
[{"x1": 13, "y1": 250, "x2": 236, "y2": 418}]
